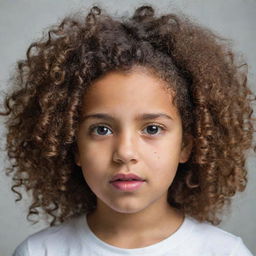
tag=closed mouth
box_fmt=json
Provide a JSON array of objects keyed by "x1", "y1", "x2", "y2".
[{"x1": 110, "y1": 173, "x2": 145, "y2": 183}]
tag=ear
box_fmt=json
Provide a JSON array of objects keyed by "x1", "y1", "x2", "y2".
[
  {"x1": 75, "y1": 153, "x2": 81, "y2": 167},
  {"x1": 179, "y1": 134, "x2": 194, "y2": 163},
  {"x1": 73, "y1": 143, "x2": 81, "y2": 167}
]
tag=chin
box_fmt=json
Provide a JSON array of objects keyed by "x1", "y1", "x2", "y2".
[{"x1": 109, "y1": 203, "x2": 147, "y2": 215}]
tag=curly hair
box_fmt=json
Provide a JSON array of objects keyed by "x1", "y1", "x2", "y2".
[{"x1": 1, "y1": 5, "x2": 255, "y2": 226}]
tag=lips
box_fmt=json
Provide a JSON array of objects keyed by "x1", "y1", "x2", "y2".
[
  {"x1": 111, "y1": 180, "x2": 144, "y2": 191},
  {"x1": 110, "y1": 173, "x2": 145, "y2": 183},
  {"x1": 109, "y1": 173, "x2": 146, "y2": 192}
]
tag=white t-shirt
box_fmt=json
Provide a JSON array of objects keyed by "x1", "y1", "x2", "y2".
[{"x1": 13, "y1": 214, "x2": 253, "y2": 256}]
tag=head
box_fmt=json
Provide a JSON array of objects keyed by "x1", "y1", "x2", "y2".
[
  {"x1": 74, "y1": 67, "x2": 193, "y2": 214},
  {"x1": 2, "y1": 5, "x2": 255, "y2": 226}
]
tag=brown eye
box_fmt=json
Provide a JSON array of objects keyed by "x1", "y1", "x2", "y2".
[
  {"x1": 89, "y1": 125, "x2": 112, "y2": 136},
  {"x1": 143, "y1": 125, "x2": 164, "y2": 136}
]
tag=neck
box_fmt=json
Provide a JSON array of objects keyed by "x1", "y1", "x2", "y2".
[{"x1": 86, "y1": 197, "x2": 184, "y2": 247}]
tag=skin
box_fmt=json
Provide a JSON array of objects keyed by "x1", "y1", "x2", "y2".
[{"x1": 75, "y1": 68, "x2": 193, "y2": 248}]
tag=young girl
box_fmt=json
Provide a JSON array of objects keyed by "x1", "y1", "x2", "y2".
[{"x1": 1, "y1": 4, "x2": 255, "y2": 256}]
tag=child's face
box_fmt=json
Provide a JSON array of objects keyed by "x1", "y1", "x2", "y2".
[{"x1": 76, "y1": 69, "x2": 192, "y2": 214}]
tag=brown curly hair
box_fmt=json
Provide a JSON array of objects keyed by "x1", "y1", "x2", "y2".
[{"x1": 1, "y1": 5, "x2": 255, "y2": 227}]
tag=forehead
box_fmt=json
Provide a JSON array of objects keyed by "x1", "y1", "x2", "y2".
[{"x1": 81, "y1": 70, "x2": 179, "y2": 119}]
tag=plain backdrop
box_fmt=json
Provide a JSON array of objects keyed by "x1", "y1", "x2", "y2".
[{"x1": 0, "y1": 0, "x2": 255, "y2": 255}]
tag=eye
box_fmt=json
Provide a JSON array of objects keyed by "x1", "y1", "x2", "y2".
[
  {"x1": 142, "y1": 124, "x2": 165, "y2": 136},
  {"x1": 89, "y1": 125, "x2": 112, "y2": 136},
  {"x1": 88, "y1": 124, "x2": 165, "y2": 137}
]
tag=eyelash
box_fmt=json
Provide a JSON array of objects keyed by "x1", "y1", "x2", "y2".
[{"x1": 88, "y1": 123, "x2": 166, "y2": 137}]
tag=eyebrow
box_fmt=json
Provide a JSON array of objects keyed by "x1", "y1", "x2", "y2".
[{"x1": 81, "y1": 113, "x2": 174, "y2": 122}]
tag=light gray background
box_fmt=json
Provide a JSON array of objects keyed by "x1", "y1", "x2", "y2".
[{"x1": 0, "y1": 0, "x2": 255, "y2": 255}]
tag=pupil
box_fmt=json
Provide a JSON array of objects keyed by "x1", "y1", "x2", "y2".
[
  {"x1": 147, "y1": 125, "x2": 158, "y2": 134},
  {"x1": 98, "y1": 126, "x2": 108, "y2": 135}
]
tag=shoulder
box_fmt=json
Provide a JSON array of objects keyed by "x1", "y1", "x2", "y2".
[
  {"x1": 185, "y1": 216, "x2": 253, "y2": 256},
  {"x1": 12, "y1": 214, "x2": 86, "y2": 256},
  {"x1": 189, "y1": 216, "x2": 239, "y2": 243}
]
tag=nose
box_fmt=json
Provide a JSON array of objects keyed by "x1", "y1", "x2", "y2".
[{"x1": 112, "y1": 129, "x2": 139, "y2": 165}]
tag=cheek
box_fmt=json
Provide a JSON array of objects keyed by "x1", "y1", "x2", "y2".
[
  {"x1": 150, "y1": 150, "x2": 179, "y2": 174},
  {"x1": 78, "y1": 142, "x2": 110, "y2": 179},
  {"x1": 151, "y1": 135, "x2": 181, "y2": 161},
  {"x1": 146, "y1": 137, "x2": 182, "y2": 177},
  {"x1": 78, "y1": 140, "x2": 107, "y2": 164}
]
